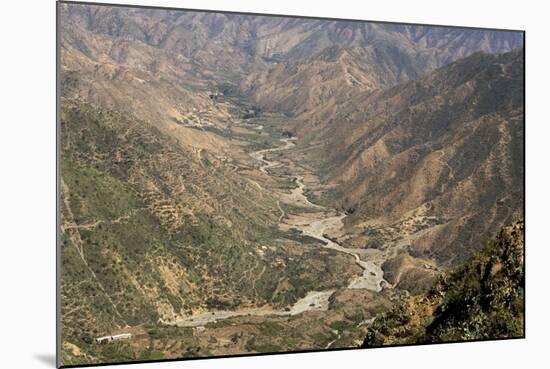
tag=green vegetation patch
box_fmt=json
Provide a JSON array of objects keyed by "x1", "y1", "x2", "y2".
[{"x1": 363, "y1": 221, "x2": 524, "y2": 347}]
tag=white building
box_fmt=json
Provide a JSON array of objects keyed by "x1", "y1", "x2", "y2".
[{"x1": 95, "y1": 333, "x2": 132, "y2": 344}]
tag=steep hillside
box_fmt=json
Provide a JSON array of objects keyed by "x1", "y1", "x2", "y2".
[
  {"x1": 243, "y1": 43, "x2": 425, "y2": 116},
  {"x1": 60, "y1": 4, "x2": 244, "y2": 155},
  {"x1": 362, "y1": 221, "x2": 524, "y2": 346},
  {"x1": 60, "y1": 100, "x2": 360, "y2": 350},
  {"x1": 295, "y1": 49, "x2": 523, "y2": 270}
]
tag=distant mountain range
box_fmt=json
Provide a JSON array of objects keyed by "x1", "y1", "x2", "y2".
[{"x1": 62, "y1": 4, "x2": 522, "y2": 66}]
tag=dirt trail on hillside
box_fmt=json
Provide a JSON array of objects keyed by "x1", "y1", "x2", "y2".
[{"x1": 61, "y1": 178, "x2": 128, "y2": 327}]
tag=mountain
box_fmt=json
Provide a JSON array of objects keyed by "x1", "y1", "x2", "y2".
[
  {"x1": 61, "y1": 4, "x2": 523, "y2": 64},
  {"x1": 243, "y1": 31, "x2": 521, "y2": 117},
  {"x1": 242, "y1": 48, "x2": 524, "y2": 293},
  {"x1": 61, "y1": 4, "x2": 522, "y2": 93},
  {"x1": 294, "y1": 49, "x2": 523, "y2": 270},
  {"x1": 60, "y1": 3, "x2": 522, "y2": 153},
  {"x1": 242, "y1": 43, "x2": 425, "y2": 116},
  {"x1": 362, "y1": 221, "x2": 524, "y2": 346}
]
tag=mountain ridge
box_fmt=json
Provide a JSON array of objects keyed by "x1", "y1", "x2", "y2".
[{"x1": 283, "y1": 49, "x2": 524, "y2": 267}]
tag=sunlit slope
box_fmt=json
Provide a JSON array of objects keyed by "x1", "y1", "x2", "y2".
[{"x1": 60, "y1": 100, "x2": 359, "y2": 344}]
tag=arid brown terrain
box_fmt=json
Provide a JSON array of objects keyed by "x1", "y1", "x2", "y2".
[{"x1": 59, "y1": 2, "x2": 524, "y2": 366}]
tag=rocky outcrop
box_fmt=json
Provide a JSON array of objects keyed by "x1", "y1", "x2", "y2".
[{"x1": 362, "y1": 221, "x2": 524, "y2": 347}]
